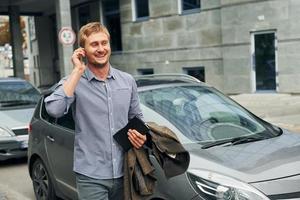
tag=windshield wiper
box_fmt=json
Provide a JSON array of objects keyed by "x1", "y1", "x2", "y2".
[{"x1": 201, "y1": 135, "x2": 267, "y2": 149}]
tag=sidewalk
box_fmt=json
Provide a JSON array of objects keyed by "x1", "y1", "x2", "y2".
[
  {"x1": 0, "y1": 183, "x2": 31, "y2": 200},
  {"x1": 230, "y1": 93, "x2": 300, "y2": 133}
]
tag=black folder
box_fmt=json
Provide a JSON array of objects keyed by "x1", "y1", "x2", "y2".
[{"x1": 113, "y1": 116, "x2": 150, "y2": 151}]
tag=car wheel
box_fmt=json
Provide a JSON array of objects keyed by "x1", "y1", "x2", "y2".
[{"x1": 31, "y1": 158, "x2": 57, "y2": 200}]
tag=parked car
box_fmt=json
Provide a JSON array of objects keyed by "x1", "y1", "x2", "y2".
[
  {"x1": 0, "y1": 77, "x2": 40, "y2": 161},
  {"x1": 28, "y1": 74, "x2": 300, "y2": 200}
]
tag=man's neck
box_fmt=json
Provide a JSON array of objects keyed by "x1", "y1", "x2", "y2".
[{"x1": 88, "y1": 63, "x2": 110, "y2": 80}]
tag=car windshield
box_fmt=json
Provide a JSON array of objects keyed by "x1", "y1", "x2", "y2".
[
  {"x1": 139, "y1": 84, "x2": 280, "y2": 144},
  {"x1": 0, "y1": 81, "x2": 40, "y2": 108}
]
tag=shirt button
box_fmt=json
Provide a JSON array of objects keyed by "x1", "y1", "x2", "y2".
[{"x1": 110, "y1": 113, "x2": 113, "y2": 115}]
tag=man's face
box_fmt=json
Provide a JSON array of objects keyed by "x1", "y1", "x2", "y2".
[{"x1": 84, "y1": 32, "x2": 111, "y2": 68}]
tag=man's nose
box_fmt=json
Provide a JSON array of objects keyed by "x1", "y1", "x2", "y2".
[{"x1": 97, "y1": 45, "x2": 104, "y2": 52}]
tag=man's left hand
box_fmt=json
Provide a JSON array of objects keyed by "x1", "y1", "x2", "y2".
[{"x1": 128, "y1": 129, "x2": 147, "y2": 149}]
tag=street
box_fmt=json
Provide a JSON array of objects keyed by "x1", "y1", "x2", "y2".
[{"x1": 0, "y1": 158, "x2": 35, "y2": 200}]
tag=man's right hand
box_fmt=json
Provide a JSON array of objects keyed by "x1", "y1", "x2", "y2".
[
  {"x1": 71, "y1": 47, "x2": 86, "y2": 73},
  {"x1": 63, "y1": 48, "x2": 87, "y2": 97}
]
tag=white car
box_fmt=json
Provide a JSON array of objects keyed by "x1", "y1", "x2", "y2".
[{"x1": 0, "y1": 78, "x2": 40, "y2": 161}]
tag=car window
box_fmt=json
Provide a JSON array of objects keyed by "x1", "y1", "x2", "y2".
[
  {"x1": 0, "y1": 81, "x2": 40, "y2": 108},
  {"x1": 41, "y1": 97, "x2": 55, "y2": 124},
  {"x1": 139, "y1": 85, "x2": 275, "y2": 144},
  {"x1": 40, "y1": 96, "x2": 75, "y2": 131},
  {"x1": 55, "y1": 108, "x2": 75, "y2": 131}
]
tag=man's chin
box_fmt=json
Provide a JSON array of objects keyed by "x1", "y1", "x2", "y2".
[{"x1": 90, "y1": 61, "x2": 108, "y2": 68}]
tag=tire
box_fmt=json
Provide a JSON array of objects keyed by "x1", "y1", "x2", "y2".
[{"x1": 31, "y1": 158, "x2": 57, "y2": 200}]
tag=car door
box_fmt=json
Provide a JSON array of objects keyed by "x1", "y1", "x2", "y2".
[{"x1": 44, "y1": 108, "x2": 77, "y2": 199}]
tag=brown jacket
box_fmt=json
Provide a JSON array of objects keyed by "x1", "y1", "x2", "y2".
[{"x1": 124, "y1": 122, "x2": 190, "y2": 200}]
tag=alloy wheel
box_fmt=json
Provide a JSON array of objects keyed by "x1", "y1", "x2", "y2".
[{"x1": 32, "y1": 159, "x2": 50, "y2": 200}]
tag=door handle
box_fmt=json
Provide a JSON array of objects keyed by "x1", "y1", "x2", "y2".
[{"x1": 47, "y1": 136, "x2": 55, "y2": 142}]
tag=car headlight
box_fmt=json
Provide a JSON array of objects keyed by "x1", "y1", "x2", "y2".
[
  {"x1": 0, "y1": 127, "x2": 13, "y2": 137},
  {"x1": 187, "y1": 169, "x2": 269, "y2": 200}
]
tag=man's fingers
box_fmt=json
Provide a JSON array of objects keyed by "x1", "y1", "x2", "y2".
[
  {"x1": 130, "y1": 129, "x2": 146, "y2": 140},
  {"x1": 128, "y1": 136, "x2": 140, "y2": 148},
  {"x1": 73, "y1": 48, "x2": 85, "y2": 58},
  {"x1": 128, "y1": 129, "x2": 146, "y2": 148},
  {"x1": 128, "y1": 132, "x2": 143, "y2": 147}
]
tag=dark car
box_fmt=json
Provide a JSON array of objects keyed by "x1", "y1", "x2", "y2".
[
  {"x1": 0, "y1": 78, "x2": 40, "y2": 161},
  {"x1": 28, "y1": 74, "x2": 300, "y2": 200}
]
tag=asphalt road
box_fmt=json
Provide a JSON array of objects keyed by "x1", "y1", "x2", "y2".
[{"x1": 0, "y1": 157, "x2": 35, "y2": 200}]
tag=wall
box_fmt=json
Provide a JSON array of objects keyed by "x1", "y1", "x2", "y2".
[
  {"x1": 221, "y1": 0, "x2": 300, "y2": 93},
  {"x1": 112, "y1": 0, "x2": 224, "y2": 90}
]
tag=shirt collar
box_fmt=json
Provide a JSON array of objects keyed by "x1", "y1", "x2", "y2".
[{"x1": 83, "y1": 65, "x2": 116, "y2": 81}]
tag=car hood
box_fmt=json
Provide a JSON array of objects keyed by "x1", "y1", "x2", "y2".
[
  {"x1": 0, "y1": 108, "x2": 35, "y2": 129},
  {"x1": 186, "y1": 129, "x2": 300, "y2": 183}
]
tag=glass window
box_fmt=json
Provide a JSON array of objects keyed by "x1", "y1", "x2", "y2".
[
  {"x1": 56, "y1": 108, "x2": 75, "y2": 130},
  {"x1": 78, "y1": 5, "x2": 91, "y2": 28},
  {"x1": 41, "y1": 97, "x2": 55, "y2": 124},
  {"x1": 184, "y1": 67, "x2": 205, "y2": 82},
  {"x1": 182, "y1": 0, "x2": 201, "y2": 13},
  {"x1": 137, "y1": 68, "x2": 154, "y2": 75},
  {"x1": 139, "y1": 85, "x2": 278, "y2": 144},
  {"x1": 0, "y1": 81, "x2": 40, "y2": 108},
  {"x1": 103, "y1": 0, "x2": 123, "y2": 51},
  {"x1": 41, "y1": 95, "x2": 75, "y2": 130},
  {"x1": 134, "y1": 0, "x2": 149, "y2": 20}
]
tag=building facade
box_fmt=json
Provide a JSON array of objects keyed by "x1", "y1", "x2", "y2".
[{"x1": 25, "y1": 0, "x2": 300, "y2": 93}]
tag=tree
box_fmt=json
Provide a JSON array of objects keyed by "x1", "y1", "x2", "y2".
[{"x1": 0, "y1": 17, "x2": 27, "y2": 47}]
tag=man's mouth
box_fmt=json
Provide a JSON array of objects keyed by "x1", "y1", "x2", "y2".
[{"x1": 95, "y1": 54, "x2": 106, "y2": 59}]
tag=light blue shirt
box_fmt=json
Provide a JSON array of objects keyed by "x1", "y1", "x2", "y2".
[{"x1": 44, "y1": 66, "x2": 143, "y2": 179}]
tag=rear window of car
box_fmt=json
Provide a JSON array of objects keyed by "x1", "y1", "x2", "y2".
[
  {"x1": 0, "y1": 81, "x2": 40, "y2": 109},
  {"x1": 41, "y1": 95, "x2": 75, "y2": 131}
]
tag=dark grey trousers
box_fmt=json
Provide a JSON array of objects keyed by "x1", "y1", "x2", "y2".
[{"x1": 76, "y1": 173, "x2": 123, "y2": 200}]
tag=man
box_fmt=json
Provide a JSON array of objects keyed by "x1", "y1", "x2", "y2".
[{"x1": 45, "y1": 22, "x2": 146, "y2": 200}]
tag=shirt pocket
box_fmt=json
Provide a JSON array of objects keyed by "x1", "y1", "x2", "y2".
[{"x1": 112, "y1": 87, "x2": 131, "y2": 114}]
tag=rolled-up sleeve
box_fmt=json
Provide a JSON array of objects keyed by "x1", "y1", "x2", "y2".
[{"x1": 44, "y1": 79, "x2": 75, "y2": 118}]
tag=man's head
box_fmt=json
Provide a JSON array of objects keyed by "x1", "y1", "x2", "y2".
[
  {"x1": 79, "y1": 22, "x2": 111, "y2": 68},
  {"x1": 78, "y1": 22, "x2": 110, "y2": 47}
]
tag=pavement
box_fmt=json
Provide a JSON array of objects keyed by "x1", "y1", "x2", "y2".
[
  {"x1": 0, "y1": 183, "x2": 31, "y2": 200},
  {"x1": 230, "y1": 93, "x2": 300, "y2": 133}
]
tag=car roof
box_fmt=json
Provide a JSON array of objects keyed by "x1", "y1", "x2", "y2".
[
  {"x1": 0, "y1": 77, "x2": 27, "y2": 82},
  {"x1": 134, "y1": 74, "x2": 204, "y2": 87},
  {"x1": 42, "y1": 74, "x2": 207, "y2": 95}
]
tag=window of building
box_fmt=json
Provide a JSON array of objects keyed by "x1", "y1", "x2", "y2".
[
  {"x1": 137, "y1": 68, "x2": 154, "y2": 75},
  {"x1": 183, "y1": 67, "x2": 205, "y2": 82},
  {"x1": 78, "y1": 5, "x2": 91, "y2": 28},
  {"x1": 132, "y1": 0, "x2": 149, "y2": 21},
  {"x1": 103, "y1": 0, "x2": 122, "y2": 51},
  {"x1": 179, "y1": 0, "x2": 201, "y2": 14}
]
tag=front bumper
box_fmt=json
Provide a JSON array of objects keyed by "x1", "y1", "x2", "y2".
[{"x1": 0, "y1": 136, "x2": 28, "y2": 161}]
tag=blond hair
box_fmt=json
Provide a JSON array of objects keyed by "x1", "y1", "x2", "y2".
[{"x1": 78, "y1": 22, "x2": 110, "y2": 47}]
